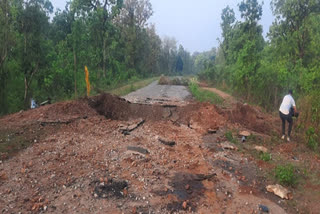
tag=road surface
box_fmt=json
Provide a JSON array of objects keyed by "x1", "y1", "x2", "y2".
[{"x1": 123, "y1": 81, "x2": 191, "y2": 105}]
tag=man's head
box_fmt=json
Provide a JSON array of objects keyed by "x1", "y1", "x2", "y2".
[{"x1": 288, "y1": 89, "x2": 293, "y2": 95}]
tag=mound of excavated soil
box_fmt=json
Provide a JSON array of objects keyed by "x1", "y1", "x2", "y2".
[
  {"x1": 1, "y1": 93, "x2": 278, "y2": 137},
  {"x1": 89, "y1": 93, "x2": 226, "y2": 133},
  {"x1": 0, "y1": 99, "x2": 98, "y2": 129},
  {"x1": 0, "y1": 92, "x2": 301, "y2": 213},
  {"x1": 223, "y1": 103, "x2": 279, "y2": 135}
]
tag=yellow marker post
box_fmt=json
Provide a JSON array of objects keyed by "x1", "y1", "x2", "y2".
[{"x1": 84, "y1": 66, "x2": 91, "y2": 97}]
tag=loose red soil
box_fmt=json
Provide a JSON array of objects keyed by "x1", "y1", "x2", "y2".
[{"x1": 0, "y1": 92, "x2": 318, "y2": 214}]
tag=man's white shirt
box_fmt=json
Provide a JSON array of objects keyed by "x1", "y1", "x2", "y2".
[{"x1": 279, "y1": 94, "x2": 296, "y2": 115}]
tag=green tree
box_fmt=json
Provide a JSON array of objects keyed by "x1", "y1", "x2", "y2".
[
  {"x1": 14, "y1": 0, "x2": 53, "y2": 108},
  {"x1": 220, "y1": 6, "x2": 235, "y2": 63},
  {"x1": 0, "y1": 0, "x2": 15, "y2": 114}
]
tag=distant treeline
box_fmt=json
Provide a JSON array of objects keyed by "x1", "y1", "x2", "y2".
[
  {"x1": 195, "y1": 0, "x2": 320, "y2": 138},
  {"x1": 0, "y1": 0, "x2": 195, "y2": 115}
]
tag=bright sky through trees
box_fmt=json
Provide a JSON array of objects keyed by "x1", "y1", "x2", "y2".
[{"x1": 51, "y1": 0, "x2": 273, "y2": 53}]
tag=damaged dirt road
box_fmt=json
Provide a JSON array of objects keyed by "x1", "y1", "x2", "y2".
[{"x1": 0, "y1": 82, "x2": 319, "y2": 213}]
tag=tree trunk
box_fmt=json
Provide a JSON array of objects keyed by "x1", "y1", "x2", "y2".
[
  {"x1": 23, "y1": 66, "x2": 37, "y2": 109},
  {"x1": 274, "y1": 87, "x2": 278, "y2": 109},
  {"x1": 103, "y1": 36, "x2": 107, "y2": 78},
  {"x1": 73, "y1": 46, "x2": 77, "y2": 98},
  {"x1": 0, "y1": 0, "x2": 8, "y2": 69},
  {"x1": 24, "y1": 76, "x2": 29, "y2": 107}
]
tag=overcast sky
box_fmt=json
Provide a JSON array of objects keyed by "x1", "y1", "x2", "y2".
[{"x1": 51, "y1": 0, "x2": 274, "y2": 53}]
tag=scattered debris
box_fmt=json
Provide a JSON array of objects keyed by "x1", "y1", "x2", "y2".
[
  {"x1": 127, "y1": 146, "x2": 149, "y2": 157},
  {"x1": 119, "y1": 119, "x2": 145, "y2": 135},
  {"x1": 259, "y1": 204, "x2": 269, "y2": 213},
  {"x1": 208, "y1": 129, "x2": 217, "y2": 134},
  {"x1": 194, "y1": 173, "x2": 217, "y2": 181},
  {"x1": 239, "y1": 131, "x2": 251, "y2": 142},
  {"x1": 31, "y1": 196, "x2": 48, "y2": 212},
  {"x1": 221, "y1": 141, "x2": 237, "y2": 150},
  {"x1": 188, "y1": 120, "x2": 201, "y2": 130},
  {"x1": 158, "y1": 137, "x2": 176, "y2": 146},
  {"x1": 132, "y1": 207, "x2": 137, "y2": 214},
  {"x1": 241, "y1": 136, "x2": 246, "y2": 142},
  {"x1": 182, "y1": 201, "x2": 188, "y2": 210},
  {"x1": 255, "y1": 146, "x2": 268, "y2": 153},
  {"x1": 185, "y1": 184, "x2": 190, "y2": 190},
  {"x1": 40, "y1": 98, "x2": 52, "y2": 106},
  {"x1": 0, "y1": 172, "x2": 8, "y2": 181},
  {"x1": 292, "y1": 156, "x2": 299, "y2": 161},
  {"x1": 266, "y1": 184, "x2": 291, "y2": 200}
]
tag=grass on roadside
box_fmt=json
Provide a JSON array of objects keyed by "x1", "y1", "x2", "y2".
[{"x1": 189, "y1": 81, "x2": 223, "y2": 105}]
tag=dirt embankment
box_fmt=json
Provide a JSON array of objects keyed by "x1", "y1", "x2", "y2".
[
  {"x1": 89, "y1": 93, "x2": 226, "y2": 133},
  {"x1": 0, "y1": 92, "x2": 292, "y2": 214}
]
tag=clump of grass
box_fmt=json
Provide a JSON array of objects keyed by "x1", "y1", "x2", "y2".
[
  {"x1": 224, "y1": 130, "x2": 238, "y2": 144},
  {"x1": 275, "y1": 164, "x2": 297, "y2": 186},
  {"x1": 306, "y1": 127, "x2": 318, "y2": 151},
  {"x1": 189, "y1": 81, "x2": 223, "y2": 104},
  {"x1": 260, "y1": 152, "x2": 272, "y2": 162},
  {"x1": 225, "y1": 131, "x2": 233, "y2": 142},
  {"x1": 247, "y1": 134, "x2": 257, "y2": 142}
]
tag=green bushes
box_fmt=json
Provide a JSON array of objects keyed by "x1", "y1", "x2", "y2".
[
  {"x1": 225, "y1": 131, "x2": 234, "y2": 142},
  {"x1": 260, "y1": 152, "x2": 272, "y2": 162},
  {"x1": 189, "y1": 81, "x2": 223, "y2": 104},
  {"x1": 275, "y1": 164, "x2": 297, "y2": 186},
  {"x1": 306, "y1": 127, "x2": 319, "y2": 151}
]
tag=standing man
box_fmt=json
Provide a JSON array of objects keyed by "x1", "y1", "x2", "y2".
[{"x1": 279, "y1": 89, "x2": 297, "y2": 142}]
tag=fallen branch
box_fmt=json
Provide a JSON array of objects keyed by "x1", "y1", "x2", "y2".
[{"x1": 119, "y1": 119, "x2": 145, "y2": 135}]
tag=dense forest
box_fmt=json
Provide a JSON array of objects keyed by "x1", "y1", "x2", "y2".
[
  {"x1": 0, "y1": 0, "x2": 195, "y2": 115},
  {"x1": 195, "y1": 0, "x2": 320, "y2": 140}
]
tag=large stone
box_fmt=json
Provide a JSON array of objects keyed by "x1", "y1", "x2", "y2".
[
  {"x1": 266, "y1": 184, "x2": 291, "y2": 200},
  {"x1": 221, "y1": 141, "x2": 237, "y2": 150},
  {"x1": 239, "y1": 131, "x2": 251, "y2": 137},
  {"x1": 126, "y1": 146, "x2": 149, "y2": 157},
  {"x1": 255, "y1": 146, "x2": 268, "y2": 153}
]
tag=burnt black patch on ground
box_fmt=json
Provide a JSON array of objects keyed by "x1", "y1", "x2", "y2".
[
  {"x1": 212, "y1": 159, "x2": 236, "y2": 173},
  {"x1": 155, "y1": 172, "x2": 216, "y2": 212},
  {"x1": 92, "y1": 179, "x2": 128, "y2": 199}
]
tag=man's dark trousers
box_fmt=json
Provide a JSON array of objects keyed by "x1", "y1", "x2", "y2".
[{"x1": 279, "y1": 111, "x2": 293, "y2": 137}]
